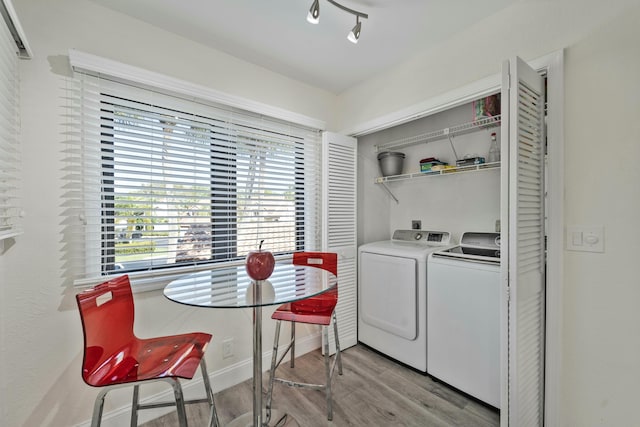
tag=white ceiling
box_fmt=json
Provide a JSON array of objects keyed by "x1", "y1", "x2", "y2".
[{"x1": 88, "y1": 0, "x2": 518, "y2": 94}]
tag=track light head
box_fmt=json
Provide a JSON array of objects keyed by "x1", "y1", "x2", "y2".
[
  {"x1": 307, "y1": 0, "x2": 368, "y2": 43},
  {"x1": 347, "y1": 18, "x2": 361, "y2": 44},
  {"x1": 307, "y1": 0, "x2": 320, "y2": 24}
]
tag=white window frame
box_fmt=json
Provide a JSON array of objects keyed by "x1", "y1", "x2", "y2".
[
  {"x1": 0, "y1": 0, "x2": 31, "y2": 253},
  {"x1": 66, "y1": 50, "x2": 327, "y2": 290}
]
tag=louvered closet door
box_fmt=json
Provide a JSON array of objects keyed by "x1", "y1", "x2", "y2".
[
  {"x1": 500, "y1": 57, "x2": 546, "y2": 426},
  {"x1": 322, "y1": 132, "x2": 358, "y2": 352}
]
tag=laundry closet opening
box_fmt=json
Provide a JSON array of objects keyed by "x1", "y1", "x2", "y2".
[
  {"x1": 355, "y1": 69, "x2": 553, "y2": 422},
  {"x1": 357, "y1": 93, "x2": 505, "y2": 246}
]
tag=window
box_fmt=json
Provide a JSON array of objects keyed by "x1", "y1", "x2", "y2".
[
  {"x1": 65, "y1": 71, "x2": 322, "y2": 285},
  {"x1": 0, "y1": 0, "x2": 31, "y2": 246}
]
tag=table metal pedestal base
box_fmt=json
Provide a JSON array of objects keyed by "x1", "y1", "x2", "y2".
[
  {"x1": 227, "y1": 409, "x2": 300, "y2": 427},
  {"x1": 231, "y1": 284, "x2": 300, "y2": 427}
]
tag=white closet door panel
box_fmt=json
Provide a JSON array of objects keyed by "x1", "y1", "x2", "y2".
[
  {"x1": 322, "y1": 132, "x2": 357, "y2": 352},
  {"x1": 501, "y1": 56, "x2": 546, "y2": 427}
]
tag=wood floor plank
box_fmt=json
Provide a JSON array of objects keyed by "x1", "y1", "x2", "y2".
[{"x1": 141, "y1": 345, "x2": 499, "y2": 426}]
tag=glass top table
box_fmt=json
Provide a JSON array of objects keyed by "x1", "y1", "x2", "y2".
[{"x1": 164, "y1": 262, "x2": 338, "y2": 426}]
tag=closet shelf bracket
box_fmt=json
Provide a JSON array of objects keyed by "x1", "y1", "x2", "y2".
[{"x1": 376, "y1": 180, "x2": 399, "y2": 204}]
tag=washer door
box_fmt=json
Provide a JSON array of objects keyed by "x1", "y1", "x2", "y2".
[{"x1": 359, "y1": 252, "x2": 417, "y2": 340}]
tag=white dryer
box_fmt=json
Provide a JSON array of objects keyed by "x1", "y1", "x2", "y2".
[{"x1": 358, "y1": 229, "x2": 452, "y2": 372}]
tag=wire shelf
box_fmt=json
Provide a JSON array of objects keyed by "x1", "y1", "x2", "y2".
[
  {"x1": 375, "y1": 161, "x2": 500, "y2": 184},
  {"x1": 375, "y1": 115, "x2": 501, "y2": 153}
]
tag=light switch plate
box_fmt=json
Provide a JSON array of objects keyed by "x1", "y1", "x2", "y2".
[{"x1": 566, "y1": 226, "x2": 604, "y2": 253}]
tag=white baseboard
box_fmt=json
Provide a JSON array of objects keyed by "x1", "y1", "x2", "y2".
[{"x1": 75, "y1": 333, "x2": 321, "y2": 427}]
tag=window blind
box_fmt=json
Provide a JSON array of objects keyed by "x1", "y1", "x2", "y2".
[
  {"x1": 64, "y1": 72, "x2": 322, "y2": 285},
  {"x1": 0, "y1": 3, "x2": 22, "y2": 242}
]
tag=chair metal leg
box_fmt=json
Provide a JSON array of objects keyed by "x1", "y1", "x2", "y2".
[
  {"x1": 323, "y1": 325, "x2": 333, "y2": 421},
  {"x1": 266, "y1": 319, "x2": 282, "y2": 424},
  {"x1": 290, "y1": 322, "x2": 296, "y2": 368},
  {"x1": 89, "y1": 362, "x2": 217, "y2": 427},
  {"x1": 333, "y1": 312, "x2": 343, "y2": 375},
  {"x1": 168, "y1": 378, "x2": 189, "y2": 427},
  {"x1": 269, "y1": 317, "x2": 341, "y2": 422},
  {"x1": 91, "y1": 388, "x2": 109, "y2": 427},
  {"x1": 131, "y1": 385, "x2": 140, "y2": 427},
  {"x1": 199, "y1": 358, "x2": 219, "y2": 427}
]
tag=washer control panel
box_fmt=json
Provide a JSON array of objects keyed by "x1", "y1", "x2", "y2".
[
  {"x1": 392, "y1": 230, "x2": 451, "y2": 246},
  {"x1": 460, "y1": 232, "x2": 501, "y2": 250}
]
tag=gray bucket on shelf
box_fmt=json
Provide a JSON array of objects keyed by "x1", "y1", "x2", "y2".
[{"x1": 377, "y1": 151, "x2": 405, "y2": 176}]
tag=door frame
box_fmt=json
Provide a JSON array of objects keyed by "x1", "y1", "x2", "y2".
[{"x1": 344, "y1": 49, "x2": 564, "y2": 426}]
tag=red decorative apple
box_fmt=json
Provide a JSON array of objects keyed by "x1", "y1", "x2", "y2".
[{"x1": 245, "y1": 240, "x2": 275, "y2": 280}]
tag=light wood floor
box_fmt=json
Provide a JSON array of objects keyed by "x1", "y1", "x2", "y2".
[{"x1": 142, "y1": 344, "x2": 499, "y2": 426}]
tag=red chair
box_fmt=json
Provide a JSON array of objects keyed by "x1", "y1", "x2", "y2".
[
  {"x1": 75, "y1": 275, "x2": 219, "y2": 427},
  {"x1": 266, "y1": 252, "x2": 343, "y2": 421}
]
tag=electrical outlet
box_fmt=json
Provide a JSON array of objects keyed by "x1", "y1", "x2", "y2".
[
  {"x1": 412, "y1": 220, "x2": 421, "y2": 230},
  {"x1": 222, "y1": 338, "x2": 234, "y2": 359}
]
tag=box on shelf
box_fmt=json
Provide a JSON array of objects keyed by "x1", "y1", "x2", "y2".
[
  {"x1": 455, "y1": 157, "x2": 485, "y2": 167},
  {"x1": 432, "y1": 165, "x2": 457, "y2": 173},
  {"x1": 419, "y1": 157, "x2": 447, "y2": 173},
  {"x1": 473, "y1": 94, "x2": 501, "y2": 122}
]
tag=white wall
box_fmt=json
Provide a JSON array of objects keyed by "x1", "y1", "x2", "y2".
[
  {"x1": 336, "y1": 0, "x2": 640, "y2": 133},
  {"x1": 0, "y1": 0, "x2": 336, "y2": 426},
  {"x1": 562, "y1": 7, "x2": 640, "y2": 426}
]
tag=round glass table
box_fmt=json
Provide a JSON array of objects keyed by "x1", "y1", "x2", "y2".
[{"x1": 164, "y1": 262, "x2": 338, "y2": 427}]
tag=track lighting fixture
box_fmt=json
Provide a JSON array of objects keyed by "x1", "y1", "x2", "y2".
[
  {"x1": 307, "y1": 0, "x2": 320, "y2": 24},
  {"x1": 347, "y1": 17, "x2": 361, "y2": 44},
  {"x1": 306, "y1": 0, "x2": 368, "y2": 43}
]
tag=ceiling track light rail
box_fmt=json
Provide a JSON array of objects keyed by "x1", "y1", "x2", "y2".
[
  {"x1": 325, "y1": 0, "x2": 368, "y2": 19},
  {"x1": 306, "y1": 0, "x2": 369, "y2": 44}
]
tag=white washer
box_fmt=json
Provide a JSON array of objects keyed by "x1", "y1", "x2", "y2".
[
  {"x1": 358, "y1": 229, "x2": 452, "y2": 372},
  {"x1": 427, "y1": 232, "x2": 501, "y2": 408}
]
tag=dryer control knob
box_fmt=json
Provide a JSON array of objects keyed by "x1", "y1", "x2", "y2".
[{"x1": 414, "y1": 233, "x2": 422, "y2": 240}]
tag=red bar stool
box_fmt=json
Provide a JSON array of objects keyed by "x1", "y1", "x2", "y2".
[
  {"x1": 266, "y1": 252, "x2": 343, "y2": 421},
  {"x1": 75, "y1": 275, "x2": 219, "y2": 427}
]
